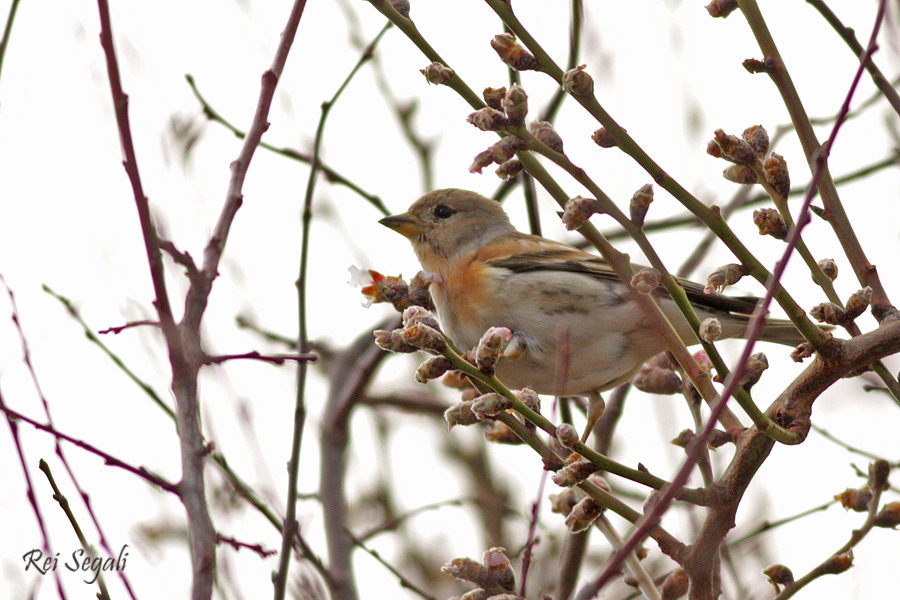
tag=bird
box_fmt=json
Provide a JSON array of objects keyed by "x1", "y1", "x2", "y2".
[{"x1": 379, "y1": 188, "x2": 807, "y2": 397}]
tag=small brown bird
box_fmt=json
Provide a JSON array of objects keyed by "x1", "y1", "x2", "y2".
[{"x1": 380, "y1": 189, "x2": 805, "y2": 396}]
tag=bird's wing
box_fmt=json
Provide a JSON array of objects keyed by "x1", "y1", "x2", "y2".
[{"x1": 478, "y1": 232, "x2": 761, "y2": 316}]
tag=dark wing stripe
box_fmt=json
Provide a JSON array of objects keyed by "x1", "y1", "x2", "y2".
[{"x1": 489, "y1": 252, "x2": 761, "y2": 315}]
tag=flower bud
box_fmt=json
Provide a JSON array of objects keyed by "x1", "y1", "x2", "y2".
[
  {"x1": 706, "y1": 139, "x2": 724, "y2": 158},
  {"x1": 743, "y1": 57, "x2": 778, "y2": 74},
  {"x1": 476, "y1": 326, "x2": 511, "y2": 375},
  {"x1": 442, "y1": 548, "x2": 516, "y2": 592},
  {"x1": 699, "y1": 317, "x2": 723, "y2": 343},
  {"x1": 484, "y1": 421, "x2": 522, "y2": 444},
  {"x1": 592, "y1": 127, "x2": 618, "y2": 148},
  {"x1": 790, "y1": 342, "x2": 815, "y2": 363},
  {"x1": 868, "y1": 459, "x2": 891, "y2": 491},
  {"x1": 529, "y1": 121, "x2": 564, "y2": 153},
  {"x1": 671, "y1": 429, "x2": 695, "y2": 448},
  {"x1": 817, "y1": 258, "x2": 838, "y2": 281},
  {"x1": 874, "y1": 502, "x2": 900, "y2": 528},
  {"x1": 631, "y1": 268, "x2": 660, "y2": 294},
  {"x1": 629, "y1": 184, "x2": 654, "y2": 226},
  {"x1": 661, "y1": 568, "x2": 689, "y2": 600},
  {"x1": 810, "y1": 302, "x2": 846, "y2": 326},
  {"x1": 739, "y1": 352, "x2": 768, "y2": 390},
  {"x1": 373, "y1": 329, "x2": 418, "y2": 353},
  {"x1": 415, "y1": 355, "x2": 454, "y2": 383},
  {"x1": 561, "y1": 195, "x2": 600, "y2": 230},
  {"x1": 408, "y1": 271, "x2": 438, "y2": 310},
  {"x1": 556, "y1": 423, "x2": 580, "y2": 449},
  {"x1": 420, "y1": 62, "x2": 454, "y2": 85},
  {"x1": 705, "y1": 0, "x2": 739, "y2": 17},
  {"x1": 704, "y1": 263, "x2": 749, "y2": 294},
  {"x1": 821, "y1": 550, "x2": 853, "y2": 574},
  {"x1": 845, "y1": 286, "x2": 872, "y2": 320},
  {"x1": 742, "y1": 124, "x2": 770, "y2": 157},
  {"x1": 502, "y1": 84, "x2": 528, "y2": 124},
  {"x1": 444, "y1": 400, "x2": 479, "y2": 429},
  {"x1": 753, "y1": 208, "x2": 788, "y2": 239},
  {"x1": 469, "y1": 150, "x2": 495, "y2": 175},
  {"x1": 401, "y1": 322, "x2": 447, "y2": 353},
  {"x1": 763, "y1": 564, "x2": 794, "y2": 587},
  {"x1": 634, "y1": 365, "x2": 682, "y2": 395},
  {"x1": 503, "y1": 333, "x2": 529, "y2": 360},
  {"x1": 490, "y1": 33, "x2": 539, "y2": 71},
  {"x1": 490, "y1": 136, "x2": 528, "y2": 163},
  {"x1": 562, "y1": 64, "x2": 593, "y2": 96},
  {"x1": 549, "y1": 489, "x2": 578, "y2": 515},
  {"x1": 467, "y1": 108, "x2": 509, "y2": 132},
  {"x1": 763, "y1": 153, "x2": 790, "y2": 198},
  {"x1": 552, "y1": 457, "x2": 600, "y2": 487},
  {"x1": 495, "y1": 159, "x2": 523, "y2": 180},
  {"x1": 565, "y1": 497, "x2": 602, "y2": 533},
  {"x1": 723, "y1": 164, "x2": 758, "y2": 185},
  {"x1": 402, "y1": 305, "x2": 440, "y2": 330},
  {"x1": 483, "y1": 86, "x2": 507, "y2": 110},
  {"x1": 712, "y1": 129, "x2": 757, "y2": 165},
  {"x1": 472, "y1": 392, "x2": 513, "y2": 419},
  {"x1": 834, "y1": 487, "x2": 872, "y2": 512},
  {"x1": 516, "y1": 387, "x2": 540, "y2": 412}
]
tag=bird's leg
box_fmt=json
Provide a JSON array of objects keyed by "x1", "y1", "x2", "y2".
[{"x1": 581, "y1": 390, "x2": 606, "y2": 442}]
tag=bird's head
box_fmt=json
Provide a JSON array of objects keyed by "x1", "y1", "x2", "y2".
[{"x1": 379, "y1": 189, "x2": 515, "y2": 262}]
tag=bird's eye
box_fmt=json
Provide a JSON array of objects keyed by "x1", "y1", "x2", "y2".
[{"x1": 433, "y1": 204, "x2": 457, "y2": 219}]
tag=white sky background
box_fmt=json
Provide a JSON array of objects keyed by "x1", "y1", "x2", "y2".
[{"x1": 0, "y1": 0, "x2": 899, "y2": 598}]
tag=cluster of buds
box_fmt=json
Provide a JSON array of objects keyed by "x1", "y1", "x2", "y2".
[
  {"x1": 420, "y1": 61, "x2": 455, "y2": 85},
  {"x1": 753, "y1": 207, "x2": 788, "y2": 239},
  {"x1": 443, "y1": 547, "x2": 517, "y2": 596},
  {"x1": 350, "y1": 267, "x2": 437, "y2": 311},
  {"x1": 469, "y1": 136, "x2": 528, "y2": 175},
  {"x1": 810, "y1": 287, "x2": 872, "y2": 326},
  {"x1": 560, "y1": 195, "x2": 601, "y2": 231},
  {"x1": 444, "y1": 386, "x2": 535, "y2": 431},
  {"x1": 551, "y1": 455, "x2": 600, "y2": 487},
  {"x1": 671, "y1": 428, "x2": 735, "y2": 449},
  {"x1": 374, "y1": 305, "x2": 446, "y2": 355},
  {"x1": 705, "y1": 0, "x2": 738, "y2": 18},
  {"x1": 467, "y1": 85, "x2": 532, "y2": 178},
  {"x1": 708, "y1": 128, "x2": 760, "y2": 165},
  {"x1": 708, "y1": 126, "x2": 792, "y2": 199},
  {"x1": 704, "y1": 263, "x2": 750, "y2": 294},
  {"x1": 490, "y1": 33, "x2": 538, "y2": 71}
]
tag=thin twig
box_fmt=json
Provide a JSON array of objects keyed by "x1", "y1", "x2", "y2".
[{"x1": 273, "y1": 21, "x2": 389, "y2": 600}]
